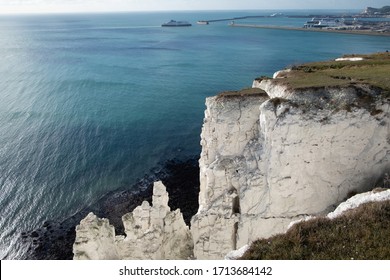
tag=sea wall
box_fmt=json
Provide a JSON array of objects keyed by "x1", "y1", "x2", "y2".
[{"x1": 190, "y1": 77, "x2": 389, "y2": 259}]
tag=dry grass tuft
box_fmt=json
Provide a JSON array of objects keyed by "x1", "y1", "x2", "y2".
[
  {"x1": 277, "y1": 52, "x2": 390, "y2": 92},
  {"x1": 241, "y1": 200, "x2": 390, "y2": 260}
]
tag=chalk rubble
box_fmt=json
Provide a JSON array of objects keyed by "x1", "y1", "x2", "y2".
[{"x1": 73, "y1": 181, "x2": 193, "y2": 260}]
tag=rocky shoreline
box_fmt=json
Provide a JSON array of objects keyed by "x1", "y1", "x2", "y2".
[{"x1": 20, "y1": 157, "x2": 200, "y2": 260}]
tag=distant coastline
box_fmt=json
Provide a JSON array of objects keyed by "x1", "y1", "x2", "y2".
[{"x1": 196, "y1": 6, "x2": 390, "y2": 37}]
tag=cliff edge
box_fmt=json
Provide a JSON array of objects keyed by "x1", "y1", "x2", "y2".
[{"x1": 191, "y1": 53, "x2": 389, "y2": 259}]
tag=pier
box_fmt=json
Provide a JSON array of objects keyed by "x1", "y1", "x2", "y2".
[{"x1": 197, "y1": 15, "x2": 267, "y2": 25}]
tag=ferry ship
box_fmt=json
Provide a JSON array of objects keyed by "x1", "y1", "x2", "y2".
[
  {"x1": 161, "y1": 20, "x2": 192, "y2": 27},
  {"x1": 303, "y1": 18, "x2": 342, "y2": 28}
]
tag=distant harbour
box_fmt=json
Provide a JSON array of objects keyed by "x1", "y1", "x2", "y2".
[{"x1": 196, "y1": 11, "x2": 390, "y2": 36}]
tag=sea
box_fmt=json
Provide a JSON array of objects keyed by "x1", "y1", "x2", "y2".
[{"x1": 0, "y1": 10, "x2": 389, "y2": 259}]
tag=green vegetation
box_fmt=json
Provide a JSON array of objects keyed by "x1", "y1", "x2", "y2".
[
  {"x1": 217, "y1": 87, "x2": 267, "y2": 98},
  {"x1": 241, "y1": 199, "x2": 390, "y2": 260},
  {"x1": 276, "y1": 52, "x2": 390, "y2": 93}
]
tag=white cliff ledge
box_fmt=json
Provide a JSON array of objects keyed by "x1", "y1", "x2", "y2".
[
  {"x1": 191, "y1": 92, "x2": 388, "y2": 258},
  {"x1": 73, "y1": 53, "x2": 390, "y2": 260},
  {"x1": 190, "y1": 53, "x2": 390, "y2": 259}
]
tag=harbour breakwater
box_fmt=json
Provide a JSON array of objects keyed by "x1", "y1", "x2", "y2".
[
  {"x1": 197, "y1": 13, "x2": 390, "y2": 25},
  {"x1": 229, "y1": 23, "x2": 390, "y2": 37},
  {"x1": 197, "y1": 11, "x2": 390, "y2": 36}
]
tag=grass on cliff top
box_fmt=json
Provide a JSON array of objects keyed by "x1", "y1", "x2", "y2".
[
  {"x1": 240, "y1": 199, "x2": 390, "y2": 260},
  {"x1": 217, "y1": 87, "x2": 267, "y2": 98},
  {"x1": 277, "y1": 52, "x2": 390, "y2": 91}
]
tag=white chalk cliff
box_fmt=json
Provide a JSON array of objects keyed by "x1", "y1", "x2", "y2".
[
  {"x1": 190, "y1": 75, "x2": 389, "y2": 259},
  {"x1": 73, "y1": 181, "x2": 193, "y2": 260},
  {"x1": 73, "y1": 64, "x2": 389, "y2": 260}
]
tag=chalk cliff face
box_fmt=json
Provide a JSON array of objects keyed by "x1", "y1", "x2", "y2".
[
  {"x1": 190, "y1": 77, "x2": 389, "y2": 259},
  {"x1": 73, "y1": 60, "x2": 389, "y2": 260},
  {"x1": 73, "y1": 212, "x2": 120, "y2": 260},
  {"x1": 73, "y1": 181, "x2": 193, "y2": 260}
]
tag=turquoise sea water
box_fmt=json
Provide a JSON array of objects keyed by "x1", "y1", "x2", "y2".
[{"x1": 0, "y1": 10, "x2": 389, "y2": 259}]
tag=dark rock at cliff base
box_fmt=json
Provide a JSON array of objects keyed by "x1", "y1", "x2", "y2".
[{"x1": 20, "y1": 157, "x2": 200, "y2": 260}]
